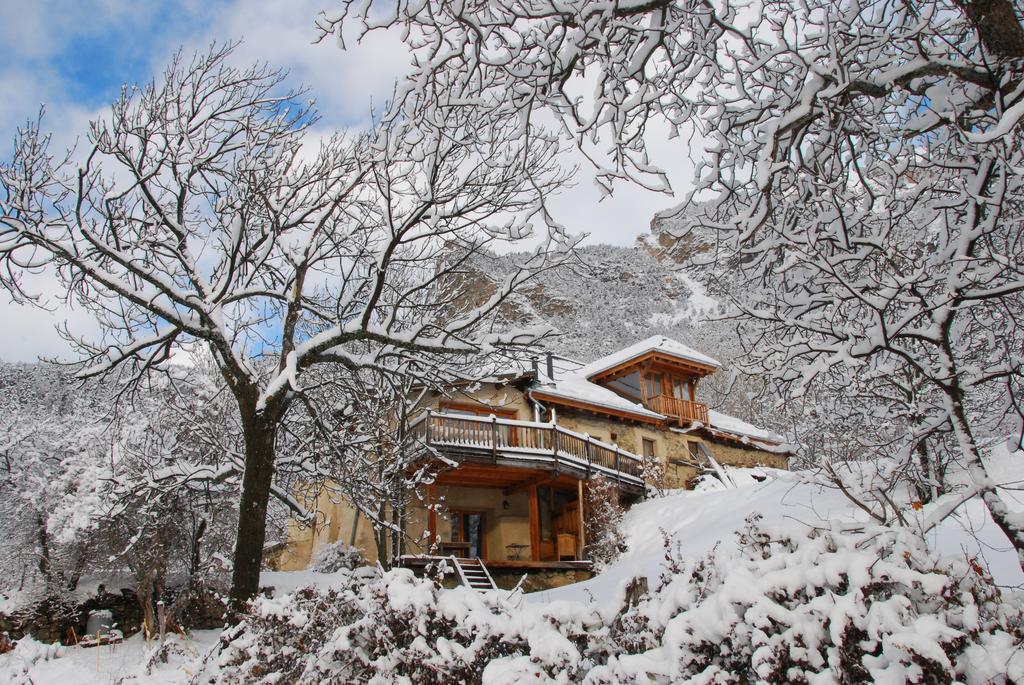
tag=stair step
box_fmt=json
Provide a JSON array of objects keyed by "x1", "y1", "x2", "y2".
[{"x1": 449, "y1": 556, "x2": 497, "y2": 592}]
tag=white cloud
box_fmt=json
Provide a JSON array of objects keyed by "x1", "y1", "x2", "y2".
[
  {"x1": 172, "y1": 0, "x2": 411, "y2": 130},
  {"x1": 547, "y1": 119, "x2": 698, "y2": 247}
]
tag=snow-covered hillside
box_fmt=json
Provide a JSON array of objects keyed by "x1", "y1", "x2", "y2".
[
  {"x1": 481, "y1": 244, "x2": 727, "y2": 365},
  {"x1": 534, "y1": 466, "x2": 1024, "y2": 609}
]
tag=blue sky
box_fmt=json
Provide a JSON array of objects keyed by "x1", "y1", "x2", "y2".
[
  {"x1": 0, "y1": 0, "x2": 411, "y2": 147},
  {"x1": 0, "y1": 0, "x2": 690, "y2": 362}
]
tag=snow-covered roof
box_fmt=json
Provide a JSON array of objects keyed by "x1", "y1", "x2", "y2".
[
  {"x1": 533, "y1": 371, "x2": 666, "y2": 421},
  {"x1": 707, "y1": 409, "x2": 785, "y2": 445},
  {"x1": 578, "y1": 335, "x2": 721, "y2": 379}
]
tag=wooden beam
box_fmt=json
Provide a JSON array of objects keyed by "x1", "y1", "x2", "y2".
[
  {"x1": 503, "y1": 471, "x2": 554, "y2": 495},
  {"x1": 600, "y1": 364, "x2": 644, "y2": 383},
  {"x1": 427, "y1": 484, "x2": 437, "y2": 550},
  {"x1": 577, "y1": 479, "x2": 586, "y2": 560},
  {"x1": 529, "y1": 484, "x2": 541, "y2": 562},
  {"x1": 438, "y1": 401, "x2": 518, "y2": 419}
]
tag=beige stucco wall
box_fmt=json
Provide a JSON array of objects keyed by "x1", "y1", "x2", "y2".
[
  {"x1": 274, "y1": 484, "x2": 539, "y2": 570},
  {"x1": 430, "y1": 486, "x2": 533, "y2": 560},
  {"x1": 274, "y1": 488, "x2": 434, "y2": 571}
]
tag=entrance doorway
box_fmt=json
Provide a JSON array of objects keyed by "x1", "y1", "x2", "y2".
[{"x1": 448, "y1": 510, "x2": 487, "y2": 559}]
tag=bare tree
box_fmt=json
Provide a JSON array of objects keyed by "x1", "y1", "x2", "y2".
[
  {"x1": 322, "y1": 1, "x2": 1024, "y2": 565},
  {"x1": 0, "y1": 365, "x2": 107, "y2": 611},
  {"x1": 98, "y1": 368, "x2": 242, "y2": 638},
  {"x1": 0, "y1": 43, "x2": 575, "y2": 612}
]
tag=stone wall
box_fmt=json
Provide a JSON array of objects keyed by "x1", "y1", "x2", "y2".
[
  {"x1": 554, "y1": 407, "x2": 788, "y2": 490},
  {"x1": 488, "y1": 568, "x2": 593, "y2": 592}
]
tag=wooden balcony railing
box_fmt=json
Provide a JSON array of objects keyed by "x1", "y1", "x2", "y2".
[
  {"x1": 409, "y1": 411, "x2": 644, "y2": 484},
  {"x1": 647, "y1": 395, "x2": 709, "y2": 425}
]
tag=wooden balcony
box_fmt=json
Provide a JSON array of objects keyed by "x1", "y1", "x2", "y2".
[
  {"x1": 647, "y1": 395, "x2": 709, "y2": 425},
  {"x1": 409, "y1": 411, "x2": 644, "y2": 491}
]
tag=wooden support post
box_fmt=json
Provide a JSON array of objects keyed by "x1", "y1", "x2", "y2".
[
  {"x1": 427, "y1": 484, "x2": 437, "y2": 552},
  {"x1": 425, "y1": 409, "x2": 432, "y2": 444},
  {"x1": 553, "y1": 429, "x2": 560, "y2": 474},
  {"x1": 491, "y1": 415, "x2": 498, "y2": 462},
  {"x1": 584, "y1": 436, "x2": 592, "y2": 477},
  {"x1": 529, "y1": 484, "x2": 541, "y2": 562},
  {"x1": 577, "y1": 478, "x2": 586, "y2": 560},
  {"x1": 614, "y1": 447, "x2": 622, "y2": 488}
]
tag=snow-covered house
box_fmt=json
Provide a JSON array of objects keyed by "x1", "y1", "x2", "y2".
[{"x1": 280, "y1": 336, "x2": 790, "y2": 589}]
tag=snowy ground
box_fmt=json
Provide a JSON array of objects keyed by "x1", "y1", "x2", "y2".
[
  {"x1": 3, "y1": 630, "x2": 221, "y2": 685},
  {"x1": 528, "y1": 466, "x2": 1024, "y2": 610},
  {"x1": 5, "y1": 457, "x2": 1023, "y2": 684}
]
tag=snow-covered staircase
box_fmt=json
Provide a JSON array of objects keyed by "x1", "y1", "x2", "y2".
[{"x1": 451, "y1": 556, "x2": 497, "y2": 591}]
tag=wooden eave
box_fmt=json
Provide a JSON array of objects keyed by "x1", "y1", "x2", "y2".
[
  {"x1": 694, "y1": 425, "x2": 792, "y2": 455},
  {"x1": 433, "y1": 464, "x2": 582, "y2": 490},
  {"x1": 416, "y1": 370, "x2": 535, "y2": 394}
]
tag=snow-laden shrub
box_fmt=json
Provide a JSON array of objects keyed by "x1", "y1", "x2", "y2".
[
  {"x1": 590, "y1": 514, "x2": 1024, "y2": 684},
  {"x1": 310, "y1": 541, "x2": 366, "y2": 573},
  {"x1": 194, "y1": 584, "x2": 360, "y2": 684},
  {"x1": 196, "y1": 568, "x2": 584, "y2": 685},
  {"x1": 197, "y1": 517, "x2": 1023, "y2": 684},
  {"x1": 692, "y1": 465, "x2": 782, "y2": 492}
]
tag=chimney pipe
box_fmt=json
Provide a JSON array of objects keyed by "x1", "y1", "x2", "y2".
[
  {"x1": 546, "y1": 352, "x2": 555, "y2": 380},
  {"x1": 531, "y1": 357, "x2": 539, "y2": 377}
]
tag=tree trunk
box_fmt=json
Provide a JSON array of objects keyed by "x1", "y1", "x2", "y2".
[
  {"x1": 35, "y1": 513, "x2": 52, "y2": 593},
  {"x1": 190, "y1": 517, "x2": 207, "y2": 577},
  {"x1": 227, "y1": 415, "x2": 278, "y2": 618},
  {"x1": 957, "y1": 0, "x2": 1024, "y2": 61},
  {"x1": 374, "y1": 504, "x2": 388, "y2": 569},
  {"x1": 915, "y1": 440, "x2": 934, "y2": 504},
  {"x1": 390, "y1": 498, "x2": 402, "y2": 567},
  {"x1": 349, "y1": 508, "x2": 361, "y2": 547},
  {"x1": 138, "y1": 570, "x2": 156, "y2": 640}
]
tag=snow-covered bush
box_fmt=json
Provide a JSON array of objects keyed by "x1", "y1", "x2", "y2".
[
  {"x1": 201, "y1": 515, "x2": 1023, "y2": 684},
  {"x1": 591, "y1": 514, "x2": 1024, "y2": 684},
  {"x1": 198, "y1": 569, "x2": 582, "y2": 685},
  {"x1": 692, "y1": 465, "x2": 781, "y2": 492},
  {"x1": 310, "y1": 541, "x2": 366, "y2": 573}
]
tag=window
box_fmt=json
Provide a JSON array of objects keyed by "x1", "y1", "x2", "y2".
[
  {"x1": 687, "y1": 441, "x2": 701, "y2": 461},
  {"x1": 672, "y1": 377, "x2": 688, "y2": 400},
  {"x1": 644, "y1": 373, "x2": 663, "y2": 398},
  {"x1": 642, "y1": 438, "x2": 657, "y2": 459}
]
